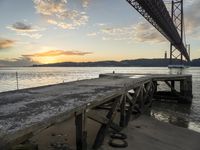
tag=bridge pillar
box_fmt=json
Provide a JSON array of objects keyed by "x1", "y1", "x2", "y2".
[{"x1": 169, "y1": 0, "x2": 186, "y2": 66}]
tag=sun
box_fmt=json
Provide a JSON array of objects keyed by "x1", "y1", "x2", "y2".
[{"x1": 31, "y1": 56, "x2": 62, "y2": 64}]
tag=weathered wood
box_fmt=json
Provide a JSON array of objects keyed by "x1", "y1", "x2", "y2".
[
  {"x1": 87, "y1": 111, "x2": 109, "y2": 125},
  {"x1": 139, "y1": 85, "x2": 145, "y2": 113},
  {"x1": 180, "y1": 77, "x2": 193, "y2": 103},
  {"x1": 0, "y1": 73, "x2": 193, "y2": 149},
  {"x1": 126, "y1": 93, "x2": 133, "y2": 101},
  {"x1": 153, "y1": 81, "x2": 158, "y2": 94},
  {"x1": 125, "y1": 99, "x2": 133, "y2": 126},
  {"x1": 171, "y1": 80, "x2": 175, "y2": 92},
  {"x1": 143, "y1": 82, "x2": 152, "y2": 104},
  {"x1": 144, "y1": 81, "x2": 154, "y2": 108},
  {"x1": 95, "y1": 106, "x2": 111, "y2": 110},
  {"x1": 119, "y1": 95, "x2": 126, "y2": 127},
  {"x1": 127, "y1": 92, "x2": 137, "y2": 105},
  {"x1": 75, "y1": 111, "x2": 87, "y2": 150},
  {"x1": 87, "y1": 111, "x2": 122, "y2": 131},
  {"x1": 164, "y1": 81, "x2": 175, "y2": 91},
  {"x1": 93, "y1": 96, "x2": 121, "y2": 149},
  {"x1": 154, "y1": 76, "x2": 193, "y2": 103}
]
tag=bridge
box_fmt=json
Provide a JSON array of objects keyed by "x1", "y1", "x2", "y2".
[{"x1": 127, "y1": 0, "x2": 190, "y2": 64}]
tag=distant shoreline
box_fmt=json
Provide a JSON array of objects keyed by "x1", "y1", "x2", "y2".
[
  {"x1": 0, "y1": 58, "x2": 200, "y2": 67},
  {"x1": 32, "y1": 58, "x2": 200, "y2": 67}
]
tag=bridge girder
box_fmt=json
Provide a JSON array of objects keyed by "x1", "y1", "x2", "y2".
[{"x1": 127, "y1": 0, "x2": 190, "y2": 61}]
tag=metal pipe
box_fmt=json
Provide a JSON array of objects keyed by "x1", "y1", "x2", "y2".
[{"x1": 16, "y1": 72, "x2": 19, "y2": 90}]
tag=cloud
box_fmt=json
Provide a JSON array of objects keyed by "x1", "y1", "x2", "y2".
[
  {"x1": 82, "y1": 0, "x2": 90, "y2": 8},
  {"x1": 97, "y1": 23, "x2": 106, "y2": 27},
  {"x1": 33, "y1": 0, "x2": 67, "y2": 15},
  {"x1": 17, "y1": 33, "x2": 42, "y2": 39},
  {"x1": 7, "y1": 22, "x2": 44, "y2": 39},
  {"x1": 99, "y1": 26, "x2": 135, "y2": 41},
  {"x1": 0, "y1": 38, "x2": 15, "y2": 49},
  {"x1": 164, "y1": 0, "x2": 200, "y2": 39},
  {"x1": 33, "y1": 0, "x2": 89, "y2": 29},
  {"x1": 90, "y1": 22, "x2": 165, "y2": 43},
  {"x1": 8, "y1": 22, "x2": 43, "y2": 32},
  {"x1": 47, "y1": 19, "x2": 74, "y2": 29},
  {"x1": 86, "y1": 1, "x2": 200, "y2": 43},
  {"x1": 87, "y1": 32, "x2": 97, "y2": 36},
  {"x1": 23, "y1": 50, "x2": 92, "y2": 57},
  {"x1": 12, "y1": 22, "x2": 32, "y2": 31},
  {"x1": 0, "y1": 56, "x2": 38, "y2": 67},
  {"x1": 185, "y1": 0, "x2": 200, "y2": 38},
  {"x1": 0, "y1": 49, "x2": 92, "y2": 66},
  {"x1": 134, "y1": 22, "x2": 165, "y2": 43}
]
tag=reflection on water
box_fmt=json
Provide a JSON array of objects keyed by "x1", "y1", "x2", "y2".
[
  {"x1": 151, "y1": 102, "x2": 190, "y2": 128},
  {"x1": 0, "y1": 67, "x2": 170, "y2": 92},
  {"x1": 151, "y1": 101, "x2": 200, "y2": 133},
  {"x1": 0, "y1": 67, "x2": 200, "y2": 133},
  {"x1": 129, "y1": 75, "x2": 147, "y2": 78}
]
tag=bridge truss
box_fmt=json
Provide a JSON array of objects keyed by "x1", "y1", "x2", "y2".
[{"x1": 126, "y1": 0, "x2": 190, "y2": 63}]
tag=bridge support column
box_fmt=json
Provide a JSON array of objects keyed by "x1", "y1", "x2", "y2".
[{"x1": 169, "y1": 0, "x2": 186, "y2": 65}]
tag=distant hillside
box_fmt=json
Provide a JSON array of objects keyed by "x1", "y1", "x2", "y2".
[
  {"x1": 33, "y1": 58, "x2": 200, "y2": 67},
  {"x1": 190, "y1": 58, "x2": 200, "y2": 66}
]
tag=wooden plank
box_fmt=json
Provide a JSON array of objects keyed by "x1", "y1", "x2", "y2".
[
  {"x1": 87, "y1": 111, "x2": 122, "y2": 131},
  {"x1": 87, "y1": 111, "x2": 109, "y2": 125},
  {"x1": 75, "y1": 111, "x2": 87, "y2": 150},
  {"x1": 125, "y1": 99, "x2": 133, "y2": 126},
  {"x1": 143, "y1": 82, "x2": 151, "y2": 103},
  {"x1": 144, "y1": 81, "x2": 154, "y2": 107},
  {"x1": 126, "y1": 92, "x2": 133, "y2": 101},
  {"x1": 119, "y1": 95, "x2": 126, "y2": 127},
  {"x1": 93, "y1": 96, "x2": 122, "y2": 149},
  {"x1": 139, "y1": 85, "x2": 145, "y2": 113}
]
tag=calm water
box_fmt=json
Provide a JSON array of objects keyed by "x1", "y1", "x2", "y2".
[{"x1": 0, "y1": 67, "x2": 200, "y2": 132}]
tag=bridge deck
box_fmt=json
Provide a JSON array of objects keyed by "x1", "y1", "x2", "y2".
[{"x1": 0, "y1": 74, "x2": 192, "y2": 149}]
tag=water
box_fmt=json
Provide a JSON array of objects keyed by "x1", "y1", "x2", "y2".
[{"x1": 0, "y1": 67, "x2": 200, "y2": 132}]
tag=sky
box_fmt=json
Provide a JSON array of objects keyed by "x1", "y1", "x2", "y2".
[{"x1": 0, "y1": 0, "x2": 200, "y2": 66}]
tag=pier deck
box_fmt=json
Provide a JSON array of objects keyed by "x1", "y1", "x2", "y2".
[{"x1": 0, "y1": 73, "x2": 193, "y2": 149}]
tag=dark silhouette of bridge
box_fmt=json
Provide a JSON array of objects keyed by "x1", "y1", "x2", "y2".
[{"x1": 127, "y1": 0, "x2": 190, "y2": 64}]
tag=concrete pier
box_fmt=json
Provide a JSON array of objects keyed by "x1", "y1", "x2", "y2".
[{"x1": 0, "y1": 73, "x2": 195, "y2": 149}]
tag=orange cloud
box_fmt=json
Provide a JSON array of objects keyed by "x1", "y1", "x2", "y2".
[
  {"x1": 0, "y1": 38, "x2": 15, "y2": 49},
  {"x1": 23, "y1": 50, "x2": 92, "y2": 57},
  {"x1": 22, "y1": 50, "x2": 92, "y2": 64}
]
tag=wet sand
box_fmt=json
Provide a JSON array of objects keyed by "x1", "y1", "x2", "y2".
[{"x1": 30, "y1": 114, "x2": 200, "y2": 150}]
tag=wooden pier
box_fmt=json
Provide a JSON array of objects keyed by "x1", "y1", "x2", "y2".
[{"x1": 0, "y1": 73, "x2": 193, "y2": 150}]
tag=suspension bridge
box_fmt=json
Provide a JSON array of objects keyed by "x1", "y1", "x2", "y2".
[
  {"x1": 127, "y1": 0, "x2": 190, "y2": 66},
  {"x1": 0, "y1": 1, "x2": 196, "y2": 150}
]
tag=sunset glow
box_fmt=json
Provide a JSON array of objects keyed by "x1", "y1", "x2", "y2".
[{"x1": 0, "y1": 0, "x2": 200, "y2": 66}]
